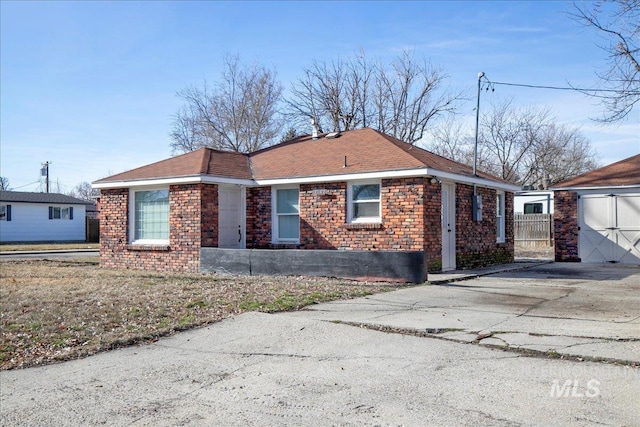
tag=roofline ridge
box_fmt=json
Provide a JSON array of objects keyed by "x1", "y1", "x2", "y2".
[
  {"x1": 201, "y1": 148, "x2": 212, "y2": 174},
  {"x1": 250, "y1": 134, "x2": 313, "y2": 156}
]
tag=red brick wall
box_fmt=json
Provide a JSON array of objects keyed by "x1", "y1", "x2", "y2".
[
  {"x1": 553, "y1": 190, "x2": 580, "y2": 262},
  {"x1": 201, "y1": 184, "x2": 218, "y2": 247},
  {"x1": 296, "y1": 178, "x2": 427, "y2": 251},
  {"x1": 423, "y1": 181, "x2": 442, "y2": 272},
  {"x1": 455, "y1": 184, "x2": 514, "y2": 269},
  {"x1": 246, "y1": 186, "x2": 272, "y2": 248},
  {"x1": 99, "y1": 184, "x2": 218, "y2": 273},
  {"x1": 99, "y1": 188, "x2": 128, "y2": 262},
  {"x1": 245, "y1": 179, "x2": 435, "y2": 252}
]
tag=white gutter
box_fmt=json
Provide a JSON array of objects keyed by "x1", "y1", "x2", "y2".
[
  {"x1": 93, "y1": 168, "x2": 519, "y2": 192},
  {"x1": 433, "y1": 170, "x2": 519, "y2": 192},
  {"x1": 551, "y1": 184, "x2": 640, "y2": 191},
  {"x1": 92, "y1": 175, "x2": 255, "y2": 189}
]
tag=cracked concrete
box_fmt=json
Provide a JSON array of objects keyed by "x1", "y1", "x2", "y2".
[
  {"x1": 286, "y1": 262, "x2": 640, "y2": 364},
  {"x1": 1, "y1": 262, "x2": 638, "y2": 426}
]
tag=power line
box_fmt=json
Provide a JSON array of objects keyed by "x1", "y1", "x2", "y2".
[
  {"x1": 12, "y1": 181, "x2": 42, "y2": 190},
  {"x1": 489, "y1": 80, "x2": 639, "y2": 95}
]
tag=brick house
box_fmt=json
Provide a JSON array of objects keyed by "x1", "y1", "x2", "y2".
[
  {"x1": 93, "y1": 128, "x2": 518, "y2": 282},
  {"x1": 552, "y1": 154, "x2": 640, "y2": 265}
]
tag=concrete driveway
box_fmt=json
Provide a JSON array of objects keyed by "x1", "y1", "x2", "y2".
[
  {"x1": 288, "y1": 262, "x2": 640, "y2": 364},
  {"x1": 1, "y1": 262, "x2": 639, "y2": 426}
]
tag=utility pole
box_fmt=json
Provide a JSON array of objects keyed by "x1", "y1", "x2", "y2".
[
  {"x1": 473, "y1": 72, "x2": 484, "y2": 178},
  {"x1": 41, "y1": 162, "x2": 50, "y2": 193}
]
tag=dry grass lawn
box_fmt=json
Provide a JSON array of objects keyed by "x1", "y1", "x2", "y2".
[{"x1": 0, "y1": 259, "x2": 405, "y2": 370}]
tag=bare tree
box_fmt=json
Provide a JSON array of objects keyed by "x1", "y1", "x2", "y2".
[
  {"x1": 477, "y1": 100, "x2": 552, "y2": 183},
  {"x1": 69, "y1": 182, "x2": 96, "y2": 201},
  {"x1": 427, "y1": 99, "x2": 600, "y2": 186},
  {"x1": 0, "y1": 177, "x2": 10, "y2": 191},
  {"x1": 171, "y1": 55, "x2": 284, "y2": 153},
  {"x1": 374, "y1": 52, "x2": 462, "y2": 143},
  {"x1": 526, "y1": 123, "x2": 600, "y2": 187},
  {"x1": 287, "y1": 50, "x2": 462, "y2": 143},
  {"x1": 425, "y1": 116, "x2": 472, "y2": 164},
  {"x1": 279, "y1": 127, "x2": 303, "y2": 143},
  {"x1": 572, "y1": 0, "x2": 640, "y2": 122},
  {"x1": 286, "y1": 52, "x2": 374, "y2": 133}
]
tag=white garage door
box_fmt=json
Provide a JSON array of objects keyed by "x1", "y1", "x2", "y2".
[{"x1": 579, "y1": 193, "x2": 640, "y2": 264}]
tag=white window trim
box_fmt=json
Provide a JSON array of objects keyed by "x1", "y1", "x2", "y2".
[
  {"x1": 496, "y1": 191, "x2": 506, "y2": 243},
  {"x1": 271, "y1": 185, "x2": 300, "y2": 244},
  {"x1": 129, "y1": 187, "x2": 170, "y2": 245},
  {"x1": 347, "y1": 180, "x2": 382, "y2": 224},
  {"x1": 49, "y1": 206, "x2": 73, "y2": 220}
]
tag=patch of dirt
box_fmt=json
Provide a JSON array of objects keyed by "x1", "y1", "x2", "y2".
[
  {"x1": 0, "y1": 259, "x2": 407, "y2": 370},
  {"x1": 514, "y1": 243, "x2": 554, "y2": 260}
]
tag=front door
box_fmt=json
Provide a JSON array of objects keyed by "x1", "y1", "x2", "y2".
[
  {"x1": 441, "y1": 182, "x2": 456, "y2": 271},
  {"x1": 218, "y1": 185, "x2": 244, "y2": 249}
]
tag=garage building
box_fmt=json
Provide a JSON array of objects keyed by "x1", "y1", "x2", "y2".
[{"x1": 553, "y1": 154, "x2": 640, "y2": 264}]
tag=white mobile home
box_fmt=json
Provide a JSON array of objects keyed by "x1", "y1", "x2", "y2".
[{"x1": 0, "y1": 191, "x2": 94, "y2": 243}]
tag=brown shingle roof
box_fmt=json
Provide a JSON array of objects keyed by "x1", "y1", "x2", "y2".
[
  {"x1": 94, "y1": 148, "x2": 252, "y2": 184},
  {"x1": 250, "y1": 128, "x2": 507, "y2": 183},
  {"x1": 553, "y1": 154, "x2": 640, "y2": 188},
  {"x1": 94, "y1": 128, "x2": 509, "y2": 187}
]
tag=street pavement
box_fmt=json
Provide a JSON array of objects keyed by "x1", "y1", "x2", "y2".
[
  {"x1": 0, "y1": 249, "x2": 98, "y2": 260},
  {"x1": 1, "y1": 262, "x2": 638, "y2": 426}
]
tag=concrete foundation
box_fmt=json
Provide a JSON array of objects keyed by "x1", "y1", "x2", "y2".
[{"x1": 200, "y1": 248, "x2": 427, "y2": 283}]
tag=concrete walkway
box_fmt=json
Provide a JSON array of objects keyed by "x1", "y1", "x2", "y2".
[{"x1": 427, "y1": 259, "x2": 552, "y2": 284}]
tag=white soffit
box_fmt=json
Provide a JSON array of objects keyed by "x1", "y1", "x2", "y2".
[{"x1": 93, "y1": 169, "x2": 519, "y2": 192}]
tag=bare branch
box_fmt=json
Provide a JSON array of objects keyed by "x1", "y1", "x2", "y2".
[
  {"x1": 571, "y1": 0, "x2": 640, "y2": 122},
  {"x1": 286, "y1": 49, "x2": 463, "y2": 143},
  {"x1": 170, "y1": 55, "x2": 283, "y2": 153}
]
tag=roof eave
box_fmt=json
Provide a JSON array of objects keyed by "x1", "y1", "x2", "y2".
[
  {"x1": 92, "y1": 168, "x2": 519, "y2": 192},
  {"x1": 551, "y1": 184, "x2": 640, "y2": 191},
  {"x1": 92, "y1": 175, "x2": 255, "y2": 189},
  {"x1": 256, "y1": 167, "x2": 519, "y2": 191}
]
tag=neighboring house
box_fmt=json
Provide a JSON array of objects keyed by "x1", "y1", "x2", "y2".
[
  {"x1": 514, "y1": 191, "x2": 554, "y2": 214},
  {"x1": 552, "y1": 154, "x2": 640, "y2": 265},
  {"x1": 0, "y1": 191, "x2": 94, "y2": 243},
  {"x1": 93, "y1": 128, "x2": 519, "y2": 282}
]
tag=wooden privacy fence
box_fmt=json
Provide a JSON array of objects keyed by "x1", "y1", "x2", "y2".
[
  {"x1": 514, "y1": 213, "x2": 553, "y2": 247},
  {"x1": 86, "y1": 218, "x2": 100, "y2": 243}
]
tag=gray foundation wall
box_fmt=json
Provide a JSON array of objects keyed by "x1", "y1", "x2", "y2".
[{"x1": 200, "y1": 248, "x2": 427, "y2": 283}]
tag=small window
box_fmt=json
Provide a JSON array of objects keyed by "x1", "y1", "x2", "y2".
[
  {"x1": 0, "y1": 205, "x2": 7, "y2": 221},
  {"x1": 132, "y1": 189, "x2": 169, "y2": 242},
  {"x1": 348, "y1": 182, "x2": 381, "y2": 223},
  {"x1": 524, "y1": 203, "x2": 543, "y2": 214},
  {"x1": 274, "y1": 188, "x2": 300, "y2": 242},
  {"x1": 49, "y1": 206, "x2": 73, "y2": 220},
  {"x1": 496, "y1": 192, "x2": 505, "y2": 243}
]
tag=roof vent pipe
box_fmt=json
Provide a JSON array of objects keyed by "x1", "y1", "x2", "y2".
[{"x1": 311, "y1": 118, "x2": 320, "y2": 139}]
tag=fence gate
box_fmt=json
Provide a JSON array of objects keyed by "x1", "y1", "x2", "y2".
[
  {"x1": 514, "y1": 213, "x2": 553, "y2": 247},
  {"x1": 86, "y1": 218, "x2": 100, "y2": 243}
]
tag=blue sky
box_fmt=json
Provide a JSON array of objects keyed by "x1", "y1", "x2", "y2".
[{"x1": 1, "y1": 1, "x2": 638, "y2": 193}]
